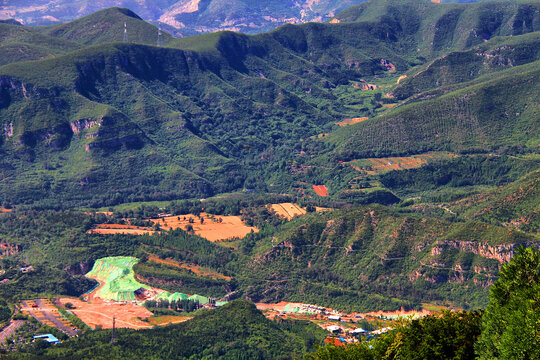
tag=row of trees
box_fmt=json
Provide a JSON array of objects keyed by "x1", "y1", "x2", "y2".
[{"x1": 143, "y1": 299, "x2": 200, "y2": 313}]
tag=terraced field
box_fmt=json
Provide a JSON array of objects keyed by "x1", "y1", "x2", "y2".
[
  {"x1": 349, "y1": 152, "x2": 459, "y2": 175},
  {"x1": 268, "y1": 203, "x2": 307, "y2": 220}
]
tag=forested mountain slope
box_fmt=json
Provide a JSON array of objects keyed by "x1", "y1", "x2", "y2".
[{"x1": 0, "y1": 2, "x2": 538, "y2": 207}]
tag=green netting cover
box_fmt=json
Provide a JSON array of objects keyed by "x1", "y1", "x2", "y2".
[
  {"x1": 157, "y1": 292, "x2": 190, "y2": 302},
  {"x1": 86, "y1": 256, "x2": 150, "y2": 301},
  {"x1": 188, "y1": 294, "x2": 209, "y2": 304},
  {"x1": 87, "y1": 257, "x2": 220, "y2": 305}
]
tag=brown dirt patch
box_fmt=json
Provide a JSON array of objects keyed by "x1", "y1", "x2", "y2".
[
  {"x1": 149, "y1": 213, "x2": 258, "y2": 242},
  {"x1": 57, "y1": 297, "x2": 153, "y2": 330},
  {"x1": 335, "y1": 117, "x2": 369, "y2": 127},
  {"x1": 147, "y1": 254, "x2": 231, "y2": 280},
  {"x1": 313, "y1": 185, "x2": 329, "y2": 197}
]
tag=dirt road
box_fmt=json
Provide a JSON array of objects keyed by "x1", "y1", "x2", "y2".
[{"x1": 0, "y1": 320, "x2": 25, "y2": 343}]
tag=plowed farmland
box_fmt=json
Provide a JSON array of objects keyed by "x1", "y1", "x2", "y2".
[{"x1": 149, "y1": 213, "x2": 258, "y2": 241}]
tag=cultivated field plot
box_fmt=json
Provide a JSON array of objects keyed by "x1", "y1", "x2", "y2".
[
  {"x1": 20, "y1": 299, "x2": 78, "y2": 336},
  {"x1": 57, "y1": 297, "x2": 153, "y2": 330},
  {"x1": 149, "y1": 213, "x2": 258, "y2": 241},
  {"x1": 335, "y1": 117, "x2": 369, "y2": 127},
  {"x1": 268, "y1": 203, "x2": 307, "y2": 220},
  {"x1": 268, "y1": 203, "x2": 332, "y2": 220},
  {"x1": 349, "y1": 152, "x2": 458, "y2": 175},
  {"x1": 87, "y1": 223, "x2": 155, "y2": 235}
]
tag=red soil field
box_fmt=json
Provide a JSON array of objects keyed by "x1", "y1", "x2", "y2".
[
  {"x1": 313, "y1": 185, "x2": 329, "y2": 197},
  {"x1": 350, "y1": 152, "x2": 458, "y2": 175}
]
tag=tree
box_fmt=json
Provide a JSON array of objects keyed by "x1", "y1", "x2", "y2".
[{"x1": 476, "y1": 247, "x2": 540, "y2": 360}]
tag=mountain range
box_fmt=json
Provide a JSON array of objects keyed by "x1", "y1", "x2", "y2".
[
  {"x1": 0, "y1": 0, "x2": 538, "y2": 208},
  {"x1": 0, "y1": 0, "x2": 525, "y2": 36}
]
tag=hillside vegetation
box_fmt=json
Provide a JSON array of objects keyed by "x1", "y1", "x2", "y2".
[
  {"x1": 0, "y1": 2, "x2": 539, "y2": 208},
  {"x1": 0, "y1": 1, "x2": 538, "y2": 359}
]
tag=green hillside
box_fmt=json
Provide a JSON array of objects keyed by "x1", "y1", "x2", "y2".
[
  {"x1": 448, "y1": 169, "x2": 540, "y2": 233},
  {"x1": 327, "y1": 60, "x2": 540, "y2": 158},
  {"x1": 5, "y1": 299, "x2": 327, "y2": 359},
  {"x1": 0, "y1": 3, "x2": 538, "y2": 207},
  {"x1": 0, "y1": 22, "x2": 80, "y2": 66},
  {"x1": 236, "y1": 205, "x2": 537, "y2": 311},
  {"x1": 0, "y1": 2, "x2": 538, "y2": 358},
  {"x1": 393, "y1": 31, "x2": 540, "y2": 100},
  {"x1": 334, "y1": 0, "x2": 540, "y2": 55},
  {"x1": 40, "y1": 8, "x2": 174, "y2": 46}
]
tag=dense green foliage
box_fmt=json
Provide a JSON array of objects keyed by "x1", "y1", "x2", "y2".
[{"x1": 476, "y1": 247, "x2": 540, "y2": 359}]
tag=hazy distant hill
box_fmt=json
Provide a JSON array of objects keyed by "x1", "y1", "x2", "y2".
[
  {"x1": 0, "y1": 0, "x2": 368, "y2": 36},
  {"x1": 0, "y1": 0, "x2": 523, "y2": 36}
]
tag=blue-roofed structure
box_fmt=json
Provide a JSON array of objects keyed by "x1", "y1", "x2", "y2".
[{"x1": 33, "y1": 334, "x2": 61, "y2": 344}]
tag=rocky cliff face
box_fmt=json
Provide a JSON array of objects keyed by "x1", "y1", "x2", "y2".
[
  {"x1": 64, "y1": 260, "x2": 95, "y2": 275},
  {"x1": 430, "y1": 241, "x2": 518, "y2": 264}
]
